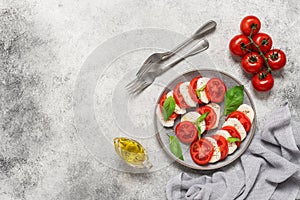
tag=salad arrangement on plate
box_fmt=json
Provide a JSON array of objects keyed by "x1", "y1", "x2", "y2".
[{"x1": 156, "y1": 75, "x2": 254, "y2": 165}]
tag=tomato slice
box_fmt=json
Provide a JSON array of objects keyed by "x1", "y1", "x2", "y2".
[
  {"x1": 188, "y1": 76, "x2": 202, "y2": 103},
  {"x1": 211, "y1": 135, "x2": 228, "y2": 160},
  {"x1": 159, "y1": 93, "x2": 177, "y2": 119},
  {"x1": 221, "y1": 126, "x2": 241, "y2": 147},
  {"x1": 196, "y1": 106, "x2": 217, "y2": 130},
  {"x1": 205, "y1": 78, "x2": 226, "y2": 103},
  {"x1": 190, "y1": 138, "x2": 214, "y2": 165},
  {"x1": 175, "y1": 121, "x2": 198, "y2": 144},
  {"x1": 173, "y1": 82, "x2": 189, "y2": 109},
  {"x1": 227, "y1": 111, "x2": 251, "y2": 132}
]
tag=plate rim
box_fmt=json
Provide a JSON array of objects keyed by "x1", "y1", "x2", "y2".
[{"x1": 154, "y1": 69, "x2": 257, "y2": 170}]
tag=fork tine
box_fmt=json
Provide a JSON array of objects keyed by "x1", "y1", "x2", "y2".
[
  {"x1": 129, "y1": 81, "x2": 145, "y2": 94},
  {"x1": 127, "y1": 79, "x2": 143, "y2": 93},
  {"x1": 125, "y1": 78, "x2": 139, "y2": 89},
  {"x1": 132, "y1": 81, "x2": 150, "y2": 95}
]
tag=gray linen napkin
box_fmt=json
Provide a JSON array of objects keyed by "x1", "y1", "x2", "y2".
[{"x1": 166, "y1": 102, "x2": 300, "y2": 200}]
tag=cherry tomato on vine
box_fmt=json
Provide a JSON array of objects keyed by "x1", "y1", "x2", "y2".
[
  {"x1": 252, "y1": 33, "x2": 273, "y2": 53},
  {"x1": 265, "y1": 49, "x2": 286, "y2": 70},
  {"x1": 252, "y1": 71, "x2": 274, "y2": 92},
  {"x1": 229, "y1": 34, "x2": 250, "y2": 56},
  {"x1": 241, "y1": 52, "x2": 263, "y2": 74},
  {"x1": 240, "y1": 15, "x2": 261, "y2": 36}
]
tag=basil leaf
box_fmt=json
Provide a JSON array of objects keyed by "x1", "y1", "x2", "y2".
[
  {"x1": 197, "y1": 125, "x2": 202, "y2": 140},
  {"x1": 224, "y1": 85, "x2": 244, "y2": 115},
  {"x1": 196, "y1": 84, "x2": 206, "y2": 99},
  {"x1": 227, "y1": 137, "x2": 241, "y2": 143},
  {"x1": 195, "y1": 112, "x2": 209, "y2": 125},
  {"x1": 162, "y1": 96, "x2": 176, "y2": 121},
  {"x1": 169, "y1": 136, "x2": 184, "y2": 161}
]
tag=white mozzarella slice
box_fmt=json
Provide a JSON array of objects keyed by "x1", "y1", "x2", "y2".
[
  {"x1": 222, "y1": 118, "x2": 247, "y2": 141},
  {"x1": 206, "y1": 137, "x2": 221, "y2": 163},
  {"x1": 181, "y1": 111, "x2": 200, "y2": 122},
  {"x1": 155, "y1": 105, "x2": 175, "y2": 127},
  {"x1": 237, "y1": 104, "x2": 254, "y2": 123},
  {"x1": 179, "y1": 82, "x2": 197, "y2": 107},
  {"x1": 215, "y1": 130, "x2": 237, "y2": 155},
  {"x1": 207, "y1": 103, "x2": 221, "y2": 129},
  {"x1": 181, "y1": 112, "x2": 206, "y2": 134},
  {"x1": 166, "y1": 91, "x2": 186, "y2": 114},
  {"x1": 196, "y1": 77, "x2": 210, "y2": 104}
]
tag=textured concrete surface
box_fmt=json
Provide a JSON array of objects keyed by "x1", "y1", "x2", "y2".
[{"x1": 1, "y1": 0, "x2": 300, "y2": 199}]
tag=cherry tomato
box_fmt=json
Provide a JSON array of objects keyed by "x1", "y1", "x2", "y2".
[
  {"x1": 241, "y1": 52, "x2": 263, "y2": 74},
  {"x1": 190, "y1": 138, "x2": 214, "y2": 165},
  {"x1": 211, "y1": 135, "x2": 228, "y2": 160},
  {"x1": 196, "y1": 105, "x2": 217, "y2": 130},
  {"x1": 265, "y1": 49, "x2": 286, "y2": 70},
  {"x1": 252, "y1": 33, "x2": 273, "y2": 53},
  {"x1": 188, "y1": 76, "x2": 202, "y2": 103},
  {"x1": 205, "y1": 78, "x2": 226, "y2": 103},
  {"x1": 175, "y1": 121, "x2": 198, "y2": 144},
  {"x1": 173, "y1": 82, "x2": 189, "y2": 109},
  {"x1": 229, "y1": 34, "x2": 251, "y2": 56},
  {"x1": 252, "y1": 71, "x2": 274, "y2": 92},
  {"x1": 240, "y1": 15, "x2": 261, "y2": 36},
  {"x1": 221, "y1": 126, "x2": 241, "y2": 147},
  {"x1": 159, "y1": 93, "x2": 177, "y2": 119},
  {"x1": 227, "y1": 111, "x2": 252, "y2": 132}
]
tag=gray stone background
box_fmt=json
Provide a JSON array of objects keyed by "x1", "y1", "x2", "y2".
[{"x1": 1, "y1": 0, "x2": 300, "y2": 199}]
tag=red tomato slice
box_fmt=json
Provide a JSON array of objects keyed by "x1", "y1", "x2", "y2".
[
  {"x1": 221, "y1": 126, "x2": 241, "y2": 147},
  {"x1": 227, "y1": 111, "x2": 251, "y2": 132},
  {"x1": 211, "y1": 135, "x2": 228, "y2": 160},
  {"x1": 188, "y1": 76, "x2": 202, "y2": 103},
  {"x1": 159, "y1": 93, "x2": 177, "y2": 119},
  {"x1": 190, "y1": 138, "x2": 214, "y2": 165},
  {"x1": 196, "y1": 106, "x2": 217, "y2": 130},
  {"x1": 205, "y1": 78, "x2": 226, "y2": 103},
  {"x1": 175, "y1": 121, "x2": 198, "y2": 144},
  {"x1": 173, "y1": 82, "x2": 189, "y2": 109}
]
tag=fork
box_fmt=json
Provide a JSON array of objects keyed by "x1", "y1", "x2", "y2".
[
  {"x1": 126, "y1": 39, "x2": 209, "y2": 95},
  {"x1": 136, "y1": 20, "x2": 217, "y2": 78}
]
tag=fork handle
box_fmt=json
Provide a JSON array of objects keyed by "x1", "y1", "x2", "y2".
[
  {"x1": 162, "y1": 20, "x2": 217, "y2": 61},
  {"x1": 159, "y1": 39, "x2": 209, "y2": 74}
]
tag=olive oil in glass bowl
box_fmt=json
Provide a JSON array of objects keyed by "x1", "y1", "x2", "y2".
[{"x1": 114, "y1": 137, "x2": 152, "y2": 169}]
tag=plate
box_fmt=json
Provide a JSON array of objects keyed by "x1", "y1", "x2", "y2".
[{"x1": 154, "y1": 69, "x2": 256, "y2": 170}]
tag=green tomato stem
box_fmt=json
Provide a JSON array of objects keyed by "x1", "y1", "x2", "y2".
[{"x1": 248, "y1": 36, "x2": 272, "y2": 73}]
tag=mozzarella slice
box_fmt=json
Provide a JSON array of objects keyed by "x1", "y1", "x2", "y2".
[
  {"x1": 206, "y1": 137, "x2": 221, "y2": 163},
  {"x1": 155, "y1": 105, "x2": 175, "y2": 127},
  {"x1": 237, "y1": 104, "x2": 254, "y2": 123},
  {"x1": 222, "y1": 118, "x2": 247, "y2": 141},
  {"x1": 179, "y1": 82, "x2": 197, "y2": 107},
  {"x1": 196, "y1": 77, "x2": 210, "y2": 104},
  {"x1": 181, "y1": 112, "x2": 206, "y2": 134},
  {"x1": 215, "y1": 130, "x2": 237, "y2": 155},
  {"x1": 207, "y1": 103, "x2": 221, "y2": 129},
  {"x1": 166, "y1": 91, "x2": 186, "y2": 114}
]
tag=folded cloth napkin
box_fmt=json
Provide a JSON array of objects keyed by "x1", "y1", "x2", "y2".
[{"x1": 166, "y1": 102, "x2": 300, "y2": 200}]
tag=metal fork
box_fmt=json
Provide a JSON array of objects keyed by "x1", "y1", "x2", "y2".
[
  {"x1": 126, "y1": 39, "x2": 209, "y2": 95},
  {"x1": 136, "y1": 20, "x2": 217, "y2": 78}
]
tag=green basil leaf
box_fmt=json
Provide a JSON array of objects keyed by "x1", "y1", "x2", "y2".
[
  {"x1": 197, "y1": 125, "x2": 202, "y2": 140},
  {"x1": 227, "y1": 137, "x2": 241, "y2": 143},
  {"x1": 162, "y1": 96, "x2": 176, "y2": 121},
  {"x1": 169, "y1": 136, "x2": 184, "y2": 161},
  {"x1": 224, "y1": 85, "x2": 244, "y2": 115},
  {"x1": 196, "y1": 84, "x2": 206, "y2": 99},
  {"x1": 195, "y1": 112, "x2": 209, "y2": 125}
]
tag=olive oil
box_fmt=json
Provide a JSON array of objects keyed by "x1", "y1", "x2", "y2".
[{"x1": 114, "y1": 137, "x2": 152, "y2": 169}]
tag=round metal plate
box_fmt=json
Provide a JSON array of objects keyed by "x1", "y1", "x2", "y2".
[{"x1": 154, "y1": 69, "x2": 256, "y2": 170}]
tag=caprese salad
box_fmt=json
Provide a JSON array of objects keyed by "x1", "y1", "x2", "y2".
[{"x1": 156, "y1": 75, "x2": 255, "y2": 166}]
